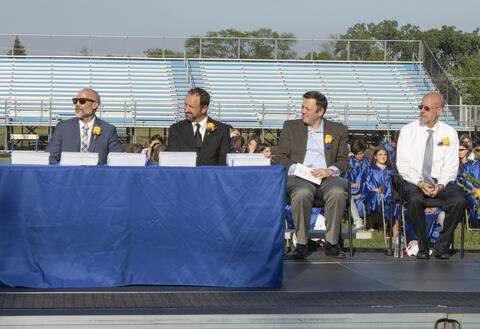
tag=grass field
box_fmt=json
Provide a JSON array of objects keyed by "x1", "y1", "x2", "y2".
[{"x1": 350, "y1": 222, "x2": 480, "y2": 249}]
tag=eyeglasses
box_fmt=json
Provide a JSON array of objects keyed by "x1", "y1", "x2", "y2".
[
  {"x1": 72, "y1": 98, "x2": 97, "y2": 105},
  {"x1": 475, "y1": 149, "x2": 480, "y2": 153},
  {"x1": 459, "y1": 148, "x2": 468, "y2": 152},
  {"x1": 418, "y1": 104, "x2": 440, "y2": 112}
]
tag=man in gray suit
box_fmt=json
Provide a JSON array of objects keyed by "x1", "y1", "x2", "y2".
[
  {"x1": 274, "y1": 91, "x2": 349, "y2": 259},
  {"x1": 46, "y1": 88, "x2": 123, "y2": 164}
]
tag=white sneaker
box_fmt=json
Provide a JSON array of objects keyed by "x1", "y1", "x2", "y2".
[{"x1": 353, "y1": 219, "x2": 363, "y2": 230}]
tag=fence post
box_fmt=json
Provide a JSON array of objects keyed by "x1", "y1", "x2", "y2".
[
  {"x1": 344, "y1": 104, "x2": 348, "y2": 126},
  {"x1": 261, "y1": 103, "x2": 265, "y2": 142},
  {"x1": 238, "y1": 39, "x2": 241, "y2": 59},
  {"x1": 133, "y1": 103, "x2": 137, "y2": 144},
  {"x1": 48, "y1": 100, "x2": 52, "y2": 140},
  {"x1": 4, "y1": 100, "x2": 7, "y2": 151},
  {"x1": 274, "y1": 39, "x2": 277, "y2": 60},
  {"x1": 384, "y1": 41, "x2": 387, "y2": 61},
  {"x1": 347, "y1": 40, "x2": 350, "y2": 61}
]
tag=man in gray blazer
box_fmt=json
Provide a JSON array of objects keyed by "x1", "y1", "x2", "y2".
[
  {"x1": 273, "y1": 91, "x2": 349, "y2": 259},
  {"x1": 46, "y1": 88, "x2": 123, "y2": 165}
]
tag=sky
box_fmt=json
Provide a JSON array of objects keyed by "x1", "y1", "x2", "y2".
[
  {"x1": 0, "y1": 0, "x2": 478, "y2": 38},
  {"x1": 0, "y1": 0, "x2": 478, "y2": 56}
]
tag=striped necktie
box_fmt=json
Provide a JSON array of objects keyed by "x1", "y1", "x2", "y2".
[{"x1": 81, "y1": 125, "x2": 90, "y2": 152}]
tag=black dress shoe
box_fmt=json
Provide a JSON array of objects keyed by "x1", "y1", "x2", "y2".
[
  {"x1": 307, "y1": 239, "x2": 319, "y2": 251},
  {"x1": 434, "y1": 249, "x2": 450, "y2": 260},
  {"x1": 324, "y1": 242, "x2": 346, "y2": 259},
  {"x1": 416, "y1": 250, "x2": 430, "y2": 260},
  {"x1": 292, "y1": 244, "x2": 307, "y2": 260}
]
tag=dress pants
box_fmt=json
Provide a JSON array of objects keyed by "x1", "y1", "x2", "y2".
[
  {"x1": 402, "y1": 181, "x2": 467, "y2": 253},
  {"x1": 287, "y1": 175, "x2": 347, "y2": 246}
]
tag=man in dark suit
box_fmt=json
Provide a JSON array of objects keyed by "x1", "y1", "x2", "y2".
[
  {"x1": 46, "y1": 88, "x2": 123, "y2": 165},
  {"x1": 273, "y1": 91, "x2": 349, "y2": 259},
  {"x1": 167, "y1": 87, "x2": 230, "y2": 166}
]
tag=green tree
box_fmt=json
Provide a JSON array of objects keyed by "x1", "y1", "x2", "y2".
[
  {"x1": 184, "y1": 28, "x2": 296, "y2": 59},
  {"x1": 7, "y1": 36, "x2": 26, "y2": 56},
  {"x1": 79, "y1": 47, "x2": 91, "y2": 56},
  {"x1": 303, "y1": 51, "x2": 334, "y2": 60},
  {"x1": 449, "y1": 54, "x2": 480, "y2": 104},
  {"x1": 144, "y1": 48, "x2": 183, "y2": 58}
]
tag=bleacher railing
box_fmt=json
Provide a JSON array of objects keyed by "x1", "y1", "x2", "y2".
[
  {"x1": 0, "y1": 34, "x2": 423, "y2": 62},
  {"x1": 421, "y1": 41, "x2": 461, "y2": 106},
  {"x1": 0, "y1": 97, "x2": 464, "y2": 129}
]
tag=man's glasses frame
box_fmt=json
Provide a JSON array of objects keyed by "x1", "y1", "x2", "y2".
[
  {"x1": 418, "y1": 104, "x2": 440, "y2": 112},
  {"x1": 72, "y1": 98, "x2": 97, "y2": 105}
]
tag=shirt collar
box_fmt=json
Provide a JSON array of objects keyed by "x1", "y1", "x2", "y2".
[
  {"x1": 79, "y1": 117, "x2": 95, "y2": 130},
  {"x1": 420, "y1": 119, "x2": 440, "y2": 133},
  {"x1": 309, "y1": 120, "x2": 324, "y2": 134},
  {"x1": 191, "y1": 116, "x2": 208, "y2": 128}
]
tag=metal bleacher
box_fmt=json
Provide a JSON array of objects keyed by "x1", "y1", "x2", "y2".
[
  {"x1": 0, "y1": 56, "x2": 448, "y2": 130},
  {"x1": 196, "y1": 60, "x2": 444, "y2": 130},
  {"x1": 0, "y1": 57, "x2": 178, "y2": 128}
]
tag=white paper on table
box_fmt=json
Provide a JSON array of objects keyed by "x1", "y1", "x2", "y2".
[
  {"x1": 226, "y1": 153, "x2": 265, "y2": 166},
  {"x1": 293, "y1": 163, "x2": 322, "y2": 185},
  {"x1": 157, "y1": 152, "x2": 197, "y2": 167},
  {"x1": 231, "y1": 157, "x2": 270, "y2": 166},
  {"x1": 107, "y1": 152, "x2": 145, "y2": 166},
  {"x1": 60, "y1": 152, "x2": 99, "y2": 166},
  {"x1": 11, "y1": 151, "x2": 50, "y2": 165}
]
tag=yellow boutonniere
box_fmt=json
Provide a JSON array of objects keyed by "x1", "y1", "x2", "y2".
[
  {"x1": 93, "y1": 126, "x2": 101, "y2": 140},
  {"x1": 438, "y1": 137, "x2": 450, "y2": 146},
  {"x1": 325, "y1": 134, "x2": 333, "y2": 149},
  {"x1": 206, "y1": 122, "x2": 217, "y2": 135},
  {"x1": 475, "y1": 190, "x2": 480, "y2": 199}
]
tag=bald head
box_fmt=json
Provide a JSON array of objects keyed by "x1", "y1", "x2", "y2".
[
  {"x1": 423, "y1": 92, "x2": 445, "y2": 109},
  {"x1": 79, "y1": 88, "x2": 101, "y2": 104},
  {"x1": 419, "y1": 92, "x2": 445, "y2": 128}
]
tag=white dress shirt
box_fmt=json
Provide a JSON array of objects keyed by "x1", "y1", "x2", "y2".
[
  {"x1": 78, "y1": 117, "x2": 95, "y2": 152},
  {"x1": 191, "y1": 116, "x2": 207, "y2": 141},
  {"x1": 396, "y1": 119, "x2": 458, "y2": 187}
]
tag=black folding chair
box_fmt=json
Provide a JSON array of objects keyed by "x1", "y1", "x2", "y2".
[
  {"x1": 286, "y1": 168, "x2": 353, "y2": 259},
  {"x1": 388, "y1": 173, "x2": 465, "y2": 259}
]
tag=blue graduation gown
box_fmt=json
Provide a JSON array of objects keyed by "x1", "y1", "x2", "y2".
[
  {"x1": 361, "y1": 164, "x2": 399, "y2": 223},
  {"x1": 457, "y1": 160, "x2": 480, "y2": 222},
  {"x1": 344, "y1": 155, "x2": 370, "y2": 217}
]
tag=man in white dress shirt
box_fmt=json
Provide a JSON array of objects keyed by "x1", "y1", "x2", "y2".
[{"x1": 396, "y1": 92, "x2": 467, "y2": 260}]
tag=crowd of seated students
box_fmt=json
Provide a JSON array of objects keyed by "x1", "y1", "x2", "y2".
[
  {"x1": 228, "y1": 129, "x2": 273, "y2": 159},
  {"x1": 345, "y1": 132, "x2": 480, "y2": 252}
]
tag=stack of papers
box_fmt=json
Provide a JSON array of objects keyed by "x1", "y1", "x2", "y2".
[
  {"x1": 11, "y1": 151, "x2": 50, "y2": 165},
  {"x1": 158, "y1": 152, "x2": 197, "y2": 167},
  {"x1": 107, "y1": 152, "x2": 145, "y2": 166},
  {"x1": 293, "y1": 163, "x2": 322, "y2": 185},
  {"x1": 227, "y1": 153, "x2": 269, "y2": 166},
  {"x1": 60, "y1": 152, "x2": 99, "y2": 166}
]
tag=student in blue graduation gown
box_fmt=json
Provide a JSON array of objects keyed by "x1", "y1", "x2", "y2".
[
  {"x1": 361, "y1": 146, "x2": 399, "y2": 236},
  {"x1": 344, "y1": 139, "x2": 370, "y2": 229}
]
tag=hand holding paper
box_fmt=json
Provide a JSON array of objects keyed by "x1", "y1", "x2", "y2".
[{"x1": 293, "y1": 163, "x2": 322, "y2": 185}]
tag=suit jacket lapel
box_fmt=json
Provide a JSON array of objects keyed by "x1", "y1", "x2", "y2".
[
  {"x1": 71, "y1": 118, "x2": 81, "y2": 151},
  {"x1": 323, "y1": 119, "x2": 332, "y2": 166},
  {"x1": 198, "y1": 117, "x2": 213, "y2": 160},
  {"x1": 183, "y1": 120, "x2": 197, "y2": 149},
  {"x1": 88, "y1": 116, "x2": 99, "y2": 152},
  {"x1": 298, "y1": 121, "x2": 308, "y2": 162}
]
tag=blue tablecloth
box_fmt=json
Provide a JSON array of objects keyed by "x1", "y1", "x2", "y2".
[{"x1": 0, "y1": 164, "x2": 285, "y2": 288}]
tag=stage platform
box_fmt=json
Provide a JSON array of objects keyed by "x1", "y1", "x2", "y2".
[{"x1": 1, "y1": 250, "x2": 480, "y2": 328}]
